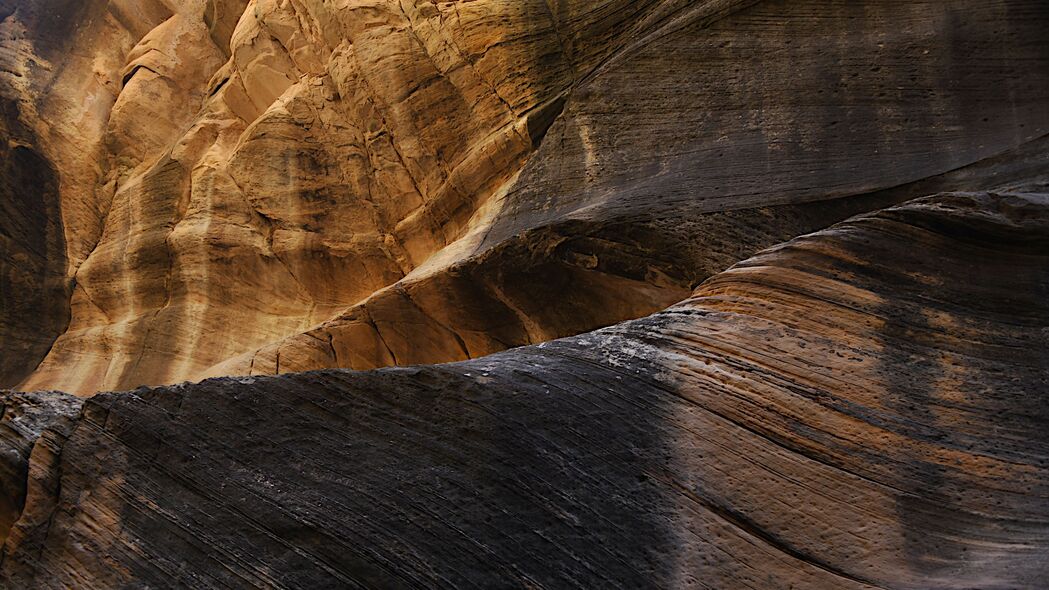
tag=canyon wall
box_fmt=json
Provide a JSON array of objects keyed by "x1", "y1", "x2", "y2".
[
  {"x1": 2, "y1": 1, "x2": 1049, "y2": 587},
  {"x1": 1, "y1": 0, "x2": 1048, "y2": 394},
  {"x1": 2, "y1": 190, "x2": 1047, "y2": 588}
]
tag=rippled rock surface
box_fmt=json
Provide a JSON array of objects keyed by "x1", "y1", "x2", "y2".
[
  {"x1": 2, "y1": 0, "x2": 1049, "y2": 587},
  {"x1": 2, "y1": 191, "x2": 1048, "y2": 588},
  {"x1": 1, "y1": 0, "x2": 1048, "y2": 394}
]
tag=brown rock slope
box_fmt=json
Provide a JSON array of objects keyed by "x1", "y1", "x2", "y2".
[
  {"x1": 2, "y1": 190, "x2": 1047, "y2": 588},
  {"x1": 2, "y1": 0, "x2": 1049, "y2": 394}
]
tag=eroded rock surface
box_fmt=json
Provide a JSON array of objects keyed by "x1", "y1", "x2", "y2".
[
  {"x1": 2, "y1": 2, "x2": 1048, "y2": 587},
  {"x1": 1, "y1": 191, "x2": 1047, "y2": 588},
  {"x1": 0, "y1": 391, "x2": 82, "y2": 549},
  {"x1": 1, "y1": 0, "x2": 1048, "y2": 394}
]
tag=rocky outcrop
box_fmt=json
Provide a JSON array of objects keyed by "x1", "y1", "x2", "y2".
[
  {"x1": 2, "y1": 0, "x2": 1049, "y2": 394},
  {"x1": 1, "y1": 190, "x2": 1047, "y2": 588},
  {"x1": 0, "y1": 391, "x2": 82, "y2": 549}
]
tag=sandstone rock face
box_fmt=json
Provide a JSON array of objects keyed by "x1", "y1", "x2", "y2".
[
  {"x1": 1, "y1": 0, "x2": 1049, "y2": 394},
  {"x1": 2, "y1": 2, "x2": 1049, "y2": 587},
  {"x1": 1, "y1": 191, "x2": 1047, "y2": 588},
  {"x1": 0, "y1": 391, "x2": 82, "y2": 549}
]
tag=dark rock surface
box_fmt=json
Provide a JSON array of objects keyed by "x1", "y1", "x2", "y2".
[
  {"x1": 0, "y1": 98, "x2": 69, "y2": 387},
  {"x1": 2, "y1": 191, "x2": 1047, "y2": 589},
  {"x1": 0, "y1": 391, "x2": 82, "y2": 548},
  {"x1": 483, "y1": 0, "x2": 1049, "y2": 246}
]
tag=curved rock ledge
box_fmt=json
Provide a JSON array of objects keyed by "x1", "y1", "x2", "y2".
[{"x1": 2, "y1": 190, "x2": 1046, "y2": 588}]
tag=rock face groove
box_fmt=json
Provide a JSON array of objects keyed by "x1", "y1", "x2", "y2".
[
  {"x1": 1, "y1": 0, "x2": 1049, "y2": 394},
  {"x1": 2, "y1": 190, "x2": 1048, "y2": 588}
]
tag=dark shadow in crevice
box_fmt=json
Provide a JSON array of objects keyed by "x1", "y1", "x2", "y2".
[{"x1": 0, "y1": 98, "x2": 68, "y2": 388}]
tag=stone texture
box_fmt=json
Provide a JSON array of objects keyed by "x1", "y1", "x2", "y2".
[
  {"x1": 0, "y1": 391, "x2": 82, "y2": 549},
  {"x1": 1, "y1": 191, "x2": 1047, "y2": 588},
  {"x1": 2, "y1": 3, "x2": 1049, "y2": 587},
  {"x1": 1, "y1": 0, "x2": 1049, "y2": 394}
]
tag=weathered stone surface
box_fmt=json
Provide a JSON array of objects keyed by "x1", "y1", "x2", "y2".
[
  {"x1": 1, "y1": 191, "x2": 1047, "y2": 588},
  {"x1": 2, "y1": 0, "x2": 1049, "y2": 394},
  {"x1": 0, "y1": 391, "x2": 82, "y2": 549},
  {"x1": 2, "y1": 2, "x2": 1048, "y2": 587}
]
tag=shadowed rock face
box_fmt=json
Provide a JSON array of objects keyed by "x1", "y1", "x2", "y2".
[
  {"x1": 0, "y1": 0, "x2": 74, "y2": 386},
  {"x1": 2, "y1": 1, "x2": 1049, "y2": 588},
  {"x1": 1, "y1": 191, "x2": 1047, "y2": 588},
  {"x1": 1, "y1": 0, "x2": 1048, "y2": 394},
  {"x1": 0, "y1": 391, "x2": 82, "y2": 550},
  {"x1": 0, "y1": 133, "x2": 67, "y2": 387}
]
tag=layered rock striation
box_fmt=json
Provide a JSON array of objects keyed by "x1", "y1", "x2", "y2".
[
  {"x1": 2, "y1": 1, "x2": 1049, "y2": 587},
  {"x1": 1, "y1": 0, "x2": 1049, "y2": 394},
  {"x1": 2, "y1": 190, "x2": 1048, "y2": 588}
]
